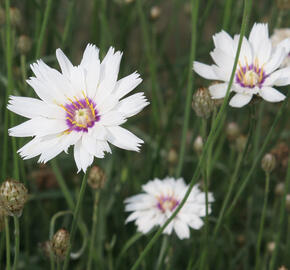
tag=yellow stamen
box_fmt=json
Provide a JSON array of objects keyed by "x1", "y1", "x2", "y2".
[
  {"x1": 238, "y1": 61, "x2": 245, "y2": 77},
  {"x1": 74, "y1": 96, "x2": 84, "y2": 108},
  {"x1": 66, "y1": 96, "x2": 78, "y2": 109},
  {"x1": 59, "y1": 104, "x2": 74, "y2": 117},
  {"x1": 244, "y1": 57, "x2": 249, "y2": 71},
  {"x1": 237, "y1": 71, "x2": 242, "y2": 82},
  {"x1": 259, "y1": 67, "x2": 264, "y2": 82}
]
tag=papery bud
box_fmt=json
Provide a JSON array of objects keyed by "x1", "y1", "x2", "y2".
[
  {"x1": 267, "y1": 241, "x2": 276, "y2": 253},
  {"x1": 193, "y1": 136, "x2": 203, "y2": 155},
  {"x1": 275, "y1": 182, "x2": 285, "y2": 197},
  {"x1": 235, "y1": 135, "x2": 247, "y2": 153},
  {"x1": 236, "y1": 234, "x2": 245, "y2": 246},
  {"x1": 150, "y1": 6, "x2": 161, "y2": 20},
  {"x1": 192, "y1": 87, "x2": 215, "y2": 119},
  {"x1": 168, "y1": 149, "x2": 178, "y2": 164},
  {"x1": 9, "y1": 7, "x2": 21, "y2": 27},
  {"x1": 17, "y1": 35, "x2": 32, "y2": 54},
  {"x1": 278, "y1": 265, "x2": 288, "y2": 270},
  {"x1": 0, "y1": 179, "x2": 28, "y2": 217},
  {"x1": 226, "y1": 122, "x2": 240, "y2": 141},
  {"x1": 286, "y1": 194, "x2": 290, "y2": 213},
  {"x1": 261, "y1": 153, "x2": 276, "y2": 173},
  {"x1": 124, "y1": 0, "x2": 135, "y2": 3},
  {"x1": 51, "y1": 229, "x2": 70, "y2": 260},
  {"x1": 39, "y1": 241, "x2": 53, "y2": 260},
  {"x1": 0, "y1": 7, "x2": 5, "y2": 26},
  {"x1": 276, "y1": 0, "x2": 290, "y2": 9},
  {"x1": 0, "y1": 206, "x2": 7, "y2": 232},
  {"x1": 88, "y1": 166, "x2": 106, "y2": 190}
]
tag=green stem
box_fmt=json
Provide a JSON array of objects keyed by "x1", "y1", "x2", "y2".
[
  {"x1": 5, "y1": 217, "x2": 11, "y2": 270},
  {"x1": 222, "y1": 0, "x2": 233, "y2": 30},
  {"x1": 35, "y1": 0, "x2": 53, "y2": 59},
  {"x1": 175, "y1": 0, "x2": 199, "y2": 177},
  {"x1": 155, "y1": 236, "x2": 169, "y2": 270},
  {"x1": 62, "y1": 171, "x2": 88, "y2": 270},
  {"x1": 225, "y1": 95, "x2": 289, "y2": 217},
  {"x1": 86, "y1": 191, "x2": 100, "y2": 270},
  {"x1": 20, "y1": 55, "x2": 27, "y2": 92},
  {"x1": 12, "y1": 217, "x2": 19, "y2": 270},
  {"x1": 61, "y1": 0, "x2": 76, "y2": 48},
  {"x1": 254, "y1": 172, "x2": 270, "y2": 270},
  {"x1": 49, "y1": 210, "x2": 73, "y2": 239},
  {"x1": 130, "y1": 1, "x2": 250, "y2": 268}
]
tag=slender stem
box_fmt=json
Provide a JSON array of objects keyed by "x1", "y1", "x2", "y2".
[
  {"x1": 20, "y1": 55, "x2": 27, "y2": 92},
  {"x1": 12, "y1": 217, "x2": 19, "y2": 270},
  {"x1": 130, "y1": 1, "x2": 250, "y2": 268},
  {"x1": 222, "y1": 0, "x2": 233, "y2": 30},
  {"x1": 175, "y1": 0, "x2": 199, "y2": 177},
  {"x1": 61, "y1": 0, "x2": 76, "y2": 48},
  {"x1": 56, "y1": 259, "x2": 61, "y2": 270},
  {"x1": 87, "y1": 191, "x2": 100, "y2": 270},
  {"x1": 5, "y1": 217, "x2": 11, "y2": 270},
  {"x1": 155, "y1": 236, "x2": 169, "y2": 270},
  {"x1": 35, "y1": 0, "x2": 53, "y2": 59},
  {"x1": 62, "y1": 171, "x2": 88, "y2": 270},
  {"x1": 254, "y1": 172, "x2": 270, "y2": 270},
  {"x1": 49, "y1": 211, "x2": 73, "y2": 239}
]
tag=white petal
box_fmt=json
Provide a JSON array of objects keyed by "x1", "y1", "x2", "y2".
[
  {"x1": 210, "y1": 48, "x2": 234, "y2": 75},
  {"x1": 174, "y1": 219, "x2": 190, "y2": 239},
  {"x1": 259, "y1": 87, "x2": 286, "y2": 102},
  {"x1": 99, "y1": 110, "x2": 127, "y2": 126},
  {"x1": 264, "y1": 67, "x2": 290, "y2": 86},
  {"x1": 208, "y1": 83, "x2": 228, "y2": 99},
  {"x1": 56, "y1": 48, "x2": 73, "y2": 77},
  {"x1": 116, "y1": 93, "x2": 149, "y2": 118},
  {"x1": 276, "y1": 38, "x2": 290, "y2": 55},
  {"x1": 264, "y1": 47, "x2": 286, "y2": 74},
  {"x1": 193, "y1": 61, "x2": 219, "y2": 80},
  {"x1": 106, "y1": 126, "x2": 143, "y2": 151},
  {"x1": 69, "y1": 66, "x2": 86, "y2": 97},
  {"x1": 188, "y1": 216, "x2": 204, "y2": 230},
  {"x1": 229, "y1": 93, "x2": 253, "y2": 108},
  {"x1": 97, "y1": 94, "x2": 119, "y2": 115},
  {"x1": 113, "y1": 72, "x2": 143, "y2": 99},
  {"x1": 212, "y1": 30, "x2": 235, "y2": 57}
]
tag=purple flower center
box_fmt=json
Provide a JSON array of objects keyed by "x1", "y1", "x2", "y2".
[
  {"x1": 157, "y1": 195, "x2": 179, "y2": 212},
  {"x1": 61, "y1": 94, "x2": 100, "y2": 133},
  {"x1": 236, "y1": 60, "x2": 267, "y2": 89}
]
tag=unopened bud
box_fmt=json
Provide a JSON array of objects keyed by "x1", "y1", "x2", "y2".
[
  {"x1": 168, "y1": 149, "x2": 178, "y2": 164},
  {"x1": 124, "y1": 0, "x2": 135, "y2": 3},
  {"x1": 17, "y1": 35, "x2": 32, "y2": 54},
  {"x1": 226, "y1": 122, "x2": 240, "y2": 141},
  {"x1": 0, "y1": 7, "x2": 5, "y2": 26},
  {"x1": 235, "y1": 135, "x2": 247, "y2": 152},
  {"x1": 192, "y1": 87, "x2": 215, "y2": 118},
  {"x1": 88, "y1": 166, "x2": 106, "y2": 190},
  {"x1": 150, "y1": 6, "x2": 161, "y2": 20},
  {"x1": 261, "y1": 153, "x2": 276, "y2": 173},
  {"x1": 236, "y1": 234, "x2": 245, "y2": 246},
  {"x1": 51, "y1": 229, "x2": 70, "y2": 260},
  {"x1": 275, "y1": 182, "x2": 285, "y2": 197},
  {"x1": 278, "y1": 265, "x2": 288, "y2": 270},
  {"x1": 267, "y1": 241, "x2": 276, "y2": 253},
  {"x1": 193, "y1": 136, "x2": 203, "y2": 155},
  {"x1": 0, "y1": 206, "x2": 7, "y2": 232},
  {"x1": 286, "y1": 194, "x2": 290, "y2": 213},
  {"x1": 0, "y1": 179, "x2": 28, "y2": 217},
  {"x1": 9, "y1": 7, "x2": 21, "y2": 27}
]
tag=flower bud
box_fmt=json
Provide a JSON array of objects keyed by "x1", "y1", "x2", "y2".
[
  {"x1": 226, "y1": 122, "x2": 240, "y2": 141},
  {"x1": 51, "y1": 229, "x2": 70, "y2": 260},
  {"x1": 193, "y1": 136, "x2": 203, "y2": 155},
  {"x1": 168, "y1": 148, "x2": 178, "y2": 164},
  {"x1": 0, "y1": 206, "x2": 7, "y2": 232},
  {"x1": 9, "y1": 7, "x2": 22, "y2": 27},
  {"x1": 88, "y1": 166, "x2": 106, "y2": 190},
  {"x1": 261, "y1": 153, "x2": 276, "y2": 173},
  {"x1": 17, "y1": 35, "x2": 32, "y2": 54},
  {"x1": 275, "y1": 182, "x2": 285, "y2": 197},
  {"x1": 150, "y1": 6, "x2": 161, "y2": 20},
  {"x1": 286, "y1": 194, "x2": 290, "y2": 213},
  {"x1": 278, "y1": 266, "x2": 288, "y2": 270},
  {"x1": 235, "y1": 135, "x2": 247, "y2": 153},
  {"x1": 124, "y1": 0, "x2": 135, "y2": 3},
  {"x1": 0, "y1": 7, "x2": 5, "y2": 26},
  {"x1": 267, "y1": 241, "x2": 276, "y2": 253},
  {"x1": 0, "y1": 179, "x2": 28, "y2": 217},
  {"x1": 192, "y1": 87, "x2": 215, "y2": 119}
]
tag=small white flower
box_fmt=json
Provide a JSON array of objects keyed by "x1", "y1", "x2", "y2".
[
  {"x1": 271, "y1": 28, "x2": 290, "y2": 68},
  {"x1": 124, "y1": 177, "x2": 214, "y2": 240},
  {"x1": 193, "y1": 23, "x2": 290, "y2": 108},
  {"x1": 8, "y1": 44, "x2": 149, "y2": 172}
]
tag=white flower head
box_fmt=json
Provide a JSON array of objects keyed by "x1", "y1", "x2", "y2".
[
  {"x1": 124, "y1": 177, "x2": 214, "y2": 240},
  {"x1": 193, "y1": 23, "x2": 290, "y2": 108},
  {"x1": 271, "y1": 28, "x2": 290, "y2": 68},
  {"x1": 8, "y1": 44, "x2": 149, "y2": 172}
]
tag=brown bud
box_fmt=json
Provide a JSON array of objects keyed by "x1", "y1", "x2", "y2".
[
  {"x1": 275, "y1": 182, "x2": 285, "y2": 197},
  {"x1": 88, "y1": 166, "x2": 106, "y2": 190},
  {"x1": 261, "y1": 153, "x2": 276, "y2": 173},
  {"x1": 168, "y1": 149, "x2": 178, "y2": 164},
  {"x1": 226, "y1": 122, "x2": 240, "y2": 141},
  {"x1": 267, "y1": 241, "x2": 276, "y2": 253},
  {"x1": 236, "y1": 234, "x2": 246, "y2": 246},
  {"x1": 0, "y1": 179, "x2": 28, "y2": 217},
  {"x1": 235, "y1": 135, "x2": 247, "y2": 153},
  {"x1": 193, "y1": 136, "x2": 203, "y2": 155},
  {"x1": 150, "y1": 6, "x2": 161, "y2": 20},
  {"x1": 286, "y1": 194, "x2": 290, "y2": 213},
  {"x1": 17, "y1": 35, "x2": 32, "y2": 54},
  {"x1": 0, "y1": 206, "x2": 7, "y2": 232},
  {"x1": 278, "y1": 266, "x2": 288, "y2": 270},
  {"x1": 192, "y1": 87, "x2": 215, "y2": 119},
  {"x1": 51, "y1": 229, "x2": 70, "y2": 260},
  {"x1": 9, "y1": 7, "x2": 22, "y2": 27}
]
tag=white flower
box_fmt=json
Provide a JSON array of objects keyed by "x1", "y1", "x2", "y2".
[
  {"x1": 8, "y1": 44, "x2": 149, "y2": 172},
  {"x1": 124, "y1": 177, "x2": 214, "y2": 240},
  {"x1": 271, "y1": 28, "x2": 290, "y2": 68},
  {"x1": 193, "y1": 23, "x2": 290, "y2": 108}
]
